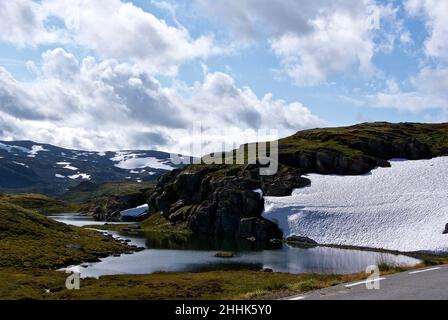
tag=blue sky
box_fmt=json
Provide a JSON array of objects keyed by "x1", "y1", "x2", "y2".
[{"x1": 0, "y1": 0, "x2": 447, "y2": 153}]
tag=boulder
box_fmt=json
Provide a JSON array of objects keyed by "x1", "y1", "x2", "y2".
[
  {"x1": 237, "y1": 217, "x2": 283, "y2": 241},
  {"x1": 286, "y1": 235, "x2": 318, "y2": 245}
]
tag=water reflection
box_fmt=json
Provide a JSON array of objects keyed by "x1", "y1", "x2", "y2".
[
  {"x1": 70, "y1": 230, "x2": 420, "y2": 279},
  {"x1": 53, "y1": 214, "x2": 420, "y2": 279}
]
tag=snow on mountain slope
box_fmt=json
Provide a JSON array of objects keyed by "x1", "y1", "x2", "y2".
[
  {"x1": 111, "y1": 152, "x2": 175, "y2": 170},
  {"x1": 263, "y1": 157, "x2": 448, "y2": 252},
  {"x1": 0, "y1": 140, "x2": 190, "y2": 196}
]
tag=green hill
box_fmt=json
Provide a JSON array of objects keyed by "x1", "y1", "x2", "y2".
[
  {"x1": 0, "y1": 201, "x2": 129, "y2": 269},
  {"x1": 0, "y1": 194, "x2": 79, "y2": 214}
]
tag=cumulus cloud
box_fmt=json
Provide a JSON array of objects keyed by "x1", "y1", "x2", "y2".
[
  {"x1": 372, "y1": 68, "x2": 448, "y2": 112},
  {"x1": 0, "y1": 0, "x2": 64, "y2": 46},
  {"x1": 197, "y1": 0, "x2": 400, "y2": 86},
  {"x1": 406, "y1": 0, "x2": 448, "y2": 60},
  {"x1": 0, "y1": 0, "x2": 217, "y2": 76},
  {"x1": 44, "y1": 0, "x2": 218, "y2": 75},
  {"x1": 0, "y1": 48, "x2": 323, "y2": 154}
]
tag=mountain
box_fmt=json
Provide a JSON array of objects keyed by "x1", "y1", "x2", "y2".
[{"x1": 0, "y1": 140, "x2": 189, "y2": 196}]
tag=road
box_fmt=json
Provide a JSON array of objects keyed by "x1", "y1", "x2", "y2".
[{"x1": 285, "y1": 265, "x2": 448, "y2": 300}]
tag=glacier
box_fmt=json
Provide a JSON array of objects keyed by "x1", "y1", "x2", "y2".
[{"x1": 263, "y1": 157, "x2": 448, "y2": 252}]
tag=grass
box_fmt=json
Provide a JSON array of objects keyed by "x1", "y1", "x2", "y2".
[
  {"x1": 139, "y1": 212, "x2": 192, "y2": 235},
  {"x1": 1, "y1": 256, "x2": 448, "y2": 300},
  {"x1": 0, "y1": 194, "x2": 80, "y2": 214},
  {"x1": 60, "y1": 181, "x2": 155, "y2": 204},
  {"x1": 0, "y1": 268, "x2": 368, "y2": 300},
  {"x1": 280, "y1": 122, "x2": 448, "y2": 158},
  {"x1": 0, "y1": 202, "x2": 130, "y2": 269}
]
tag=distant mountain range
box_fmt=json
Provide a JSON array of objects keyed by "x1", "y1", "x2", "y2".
[{"x1": 0, "y1": 140, "x2": 190, "y2": 196}]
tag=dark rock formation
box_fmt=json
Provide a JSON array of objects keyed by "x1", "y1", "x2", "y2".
[
  {"x1": 90, "y1": 191, "x2": 152, "y2": 222},
  {"x1": 148, "y1": 166, "x2": 285, "y2": 241},
  {"x1": 238, "y1": 217, "x2": 283, "y2": 241}
]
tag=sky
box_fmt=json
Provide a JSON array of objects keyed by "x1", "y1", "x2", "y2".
[{"x1": 0, "y1": 0, "x2": 447, "y2": 154}]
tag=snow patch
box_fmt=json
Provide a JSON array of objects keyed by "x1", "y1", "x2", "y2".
[
  {"x1": 55, "y1": 174, "x2": 66, "y2": 179},
  {"x1": 29, "y1": 145, "x2": 49, "y2": 156},
  {"x1": 0, "y1": 142, "x2": 29, "y2": 153},
  {"x1": 56, "y1": 162, "x2": 78, "y2": 171},
  {"x1": 111, "y1": 152, "x2": 174, "y2": 170},
  {"x1": 120, "y1": 204, "x2": 149, "y2": 218},
  {"x1": 68, "y1": 173, "x2": 91, "y2": 180},
  {"x1": 263, "y1": 157, "x2": 448, "y2": 252},
  {"x1": 13, "y1": 161, "x2": 29, "y2": 168}
]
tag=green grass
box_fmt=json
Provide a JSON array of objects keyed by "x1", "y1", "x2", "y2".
[
  {"x1": 0, "y1": 268, "x2": 368, "y2": 300},
  {"x1": 280, "y1": 122, "x2": 448, "y2": 158},
  {"x1": 0, "y1": 202, "x2": 130, "y2": 269},
  {"x1": 140, "y1": 213, "x2": 192, "y2": 235},
  {"x1": 60, "y1": 181, "x2": 155, "y2": 204},
  {"x1": 0, "y1": 194, "x2": 80, "y2": 214}
]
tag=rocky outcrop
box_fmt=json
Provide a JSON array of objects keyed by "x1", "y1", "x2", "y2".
[
  {"x1": 89, "y1": 191, "x2": 152, "y2": 222},
  {"x1": 278, "y1": 149, "x2": 380, "y2": 175},
  {"x1": 147, "y1": 122, "x2": 448, "y2": 242},
  {"x1": 148, "y1": 166, "x2": 289, "y2": 241}
]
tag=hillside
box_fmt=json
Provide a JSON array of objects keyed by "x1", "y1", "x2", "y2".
[
  {"x1": 63, "y1": 181, "x2": 155, "y2": 220},
  {"x1": 0, "y1": 140, "x2": 189, "y2": 196},
  {"x1": 0, "y1": 201, "x2": 129, "y2": 269},
  {"x1": 0, "y1": 194, "x2": 79, "y2": 214},
  {"x1": 147, "y1": 122, "x2": 448, "y2": 241}
]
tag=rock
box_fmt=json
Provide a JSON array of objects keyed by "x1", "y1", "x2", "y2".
[
  {"x1": 188, "y1": 187, "x2": 265, "y2": 238},
  {"x1": 263, "y1": 268, "x2": 273, "y2": 273},
  {"x1": 238, "y1": 217, "x2": 283, "y2": 241},
  {"x1": 64, "y1": 243, "x2": 83, "y2": 250},
  {"x1": 286, "y1": 235, "x2": 318, "y2": 245},
  {"x1": 443, "y1": 224, "x2": 448, "y2": 234},
  {"x1": 215, "y1": 252, "x2": 235, "y2": 258}
]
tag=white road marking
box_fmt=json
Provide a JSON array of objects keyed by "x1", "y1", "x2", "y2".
[
  {"x1": 345, "y1": 278, "x2": 386, "y2": 288},
  {"x1": 288, "y1": 296, "x2": 306, "y2": 300},
  {"x1": 409, "y1": 267, "x2": 441, "y2": 275}
]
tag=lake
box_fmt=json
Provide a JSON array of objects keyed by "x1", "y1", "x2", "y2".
[{"x1": 51, "y1": 214, "x2": 421, "y2": 279}]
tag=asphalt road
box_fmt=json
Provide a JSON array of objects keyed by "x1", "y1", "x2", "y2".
[{"x1": 286, "y1": 265, "x2": 448, "y2": 300}]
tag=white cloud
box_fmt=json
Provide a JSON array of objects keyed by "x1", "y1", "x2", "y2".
[
  {"x1": 0, "y1": 0, "x2": 217, "y2": 76},
  {"x1": 44, "y1": 0, "x2": 217, "y2": 75},
  {"x1": 406, "y1": 0, "x2": 448, "y2": 60},
  {"x1": 42, "y1": 48, "x2": 79, "y2": 80},
  {"x1": 372, "y1": 67, "x2": 448, "y2": 112},
  {"x1": 198, "y1": 0, "x2": 400, "y2": 86},
  {"x1": 0, "y1": 48, "x2": 323, "y2": 154},
  {"x1": 0, "y1": 0, "x2": 64, "y2": 46}
]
